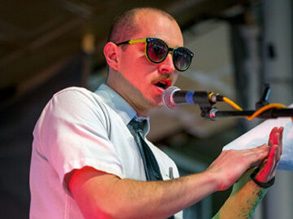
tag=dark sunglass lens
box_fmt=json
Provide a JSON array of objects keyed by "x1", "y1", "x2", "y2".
[
  {"x1": 147, "y1": 39, "x2": 168, "y2": 63},
  {"x1": 173, "y1": 48, "x2": 193, "y2": 71}
]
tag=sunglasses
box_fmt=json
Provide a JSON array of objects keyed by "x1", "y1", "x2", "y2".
[{"x1": 115, "y1": 37, "x2": 194, "y2": 72}]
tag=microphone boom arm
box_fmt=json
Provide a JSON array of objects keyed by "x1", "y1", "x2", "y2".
[
  {"x1": 199, "y1": 83, "x2": 292, "y2": 120},
  {"x1": 202, "y1": 107, "x2": 293, "y2": 120}
]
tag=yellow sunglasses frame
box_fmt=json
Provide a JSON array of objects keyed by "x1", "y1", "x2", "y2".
[{"x1": 116, "y1": 37, "x2": 194, "y2": 71}]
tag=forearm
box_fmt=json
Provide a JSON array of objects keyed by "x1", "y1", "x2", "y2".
[
  {"x1": 213, "y1": 171, "x2": 267, "y2": 219},
  {"x1": 70, "y1": 145, "x2": 270, "y2": 219},
  {"x1": 109, "y1": 173, "x2": 218, "y2": 219},
  {"x1": 70, "y1": 168, "x2": 218, "y2": 219}
]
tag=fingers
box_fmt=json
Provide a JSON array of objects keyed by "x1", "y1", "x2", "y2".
[
  {"x1": 254, "y1": 126, "x2": 284, "y2": 183},
  {"x1": 264, "y1": 144, "x2": 278, "y2": 180},
  {"x1": 268, "y1": 127, "x2": 283, "y2": 157},
  {"x1": 269, "y1": 127, "x2": 283, "y2": 145},
  {"x1": 279, "y1": 127, "x2": 284, "y2": 155},
  {"x1": 243, "y1": 144, "x2": 270, "y2": 167},
  {"x1": 269, "y1": 127, "x2": 278, "y2": 145},
  {"x1": 208, "y1": 146, "x2": 270, "y2": 190},
  {"x1": 255, "y1": 144, "x2": 278, "y2": 182}
]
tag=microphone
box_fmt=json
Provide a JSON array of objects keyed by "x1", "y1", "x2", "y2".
[{"x1": 162, "y1": 86, "x2": 217, "y2": 109}]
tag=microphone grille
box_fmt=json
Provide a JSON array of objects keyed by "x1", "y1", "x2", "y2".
[{"x1": 162, "y1": 86, "x2": 180, "y2": 109}]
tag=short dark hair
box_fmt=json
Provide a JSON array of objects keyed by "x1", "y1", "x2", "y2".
[{"x1": 107, "y1": 7, "x2": 176, "y2": 43}]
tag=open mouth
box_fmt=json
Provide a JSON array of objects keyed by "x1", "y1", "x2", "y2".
[{"x1": 154, "y1": 80, "x2": 171, "y2": 90}]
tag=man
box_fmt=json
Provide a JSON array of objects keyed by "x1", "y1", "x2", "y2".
[{"x1": 29, "y1": 7, "x2": 283, "y2": 219}]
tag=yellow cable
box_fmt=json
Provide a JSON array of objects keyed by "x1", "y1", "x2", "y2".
[
  {"x1": 246, "y1": 103, "x2": 287, "y2": 120},
  {"x1": 222, "y1": 96, "x2": 287, "y2": 121},
  {"x1": 223, "y1": 96, "x2": 243, "y2": 111}
]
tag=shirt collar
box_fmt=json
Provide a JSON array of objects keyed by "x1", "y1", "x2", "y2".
[{"x1": 95, "y1": 83, "x2": 150, "y2": 135}]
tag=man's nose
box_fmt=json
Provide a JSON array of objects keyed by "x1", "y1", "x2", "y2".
[{"x1": 158, "y1": 53, "x2": 175, "y2": 74}]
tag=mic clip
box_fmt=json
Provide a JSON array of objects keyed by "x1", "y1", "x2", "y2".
[{"x1": 200, "y1": 106, "x2": 218, "y2": 121}]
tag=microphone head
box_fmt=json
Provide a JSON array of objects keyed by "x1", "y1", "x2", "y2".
[{"x1": 162, "y1": 86, "x2": 180, "y2": 109}]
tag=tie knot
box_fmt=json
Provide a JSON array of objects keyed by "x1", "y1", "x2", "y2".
[{"x1": 128, "y1": 118, "x2": 147, "y2": 134}]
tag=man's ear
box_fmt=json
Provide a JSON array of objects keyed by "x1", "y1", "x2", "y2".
[{"x1": 103, "y1": 42, "x2": 120, "y2": 71}]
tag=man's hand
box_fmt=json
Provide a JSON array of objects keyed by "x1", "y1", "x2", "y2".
[
  {"x1": 212, "y1": 126, "x2": 284, "y2": 219},
  {"x1": 207, "y1": 145, "x2": 270, "y2": 191},
  {"x1": 253, "y1": 127, "x2": 283, "y2": 184}
]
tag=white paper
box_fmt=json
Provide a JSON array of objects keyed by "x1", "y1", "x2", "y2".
[{"x1": 223, "y1": 105, "x2": 293, "y2": 170}]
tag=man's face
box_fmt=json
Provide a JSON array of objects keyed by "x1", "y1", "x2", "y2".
[{"x1": 115, "y1": 12, "x2": 184, "y2": 115}]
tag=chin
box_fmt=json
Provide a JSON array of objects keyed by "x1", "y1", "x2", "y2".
[{"x1": 149, "y1": 98, "x2": 163, "y2": 108}]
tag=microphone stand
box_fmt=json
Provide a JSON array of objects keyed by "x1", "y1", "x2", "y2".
[{"x1": 199, "y1": 84, "x2": 293, "y2": 120}]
